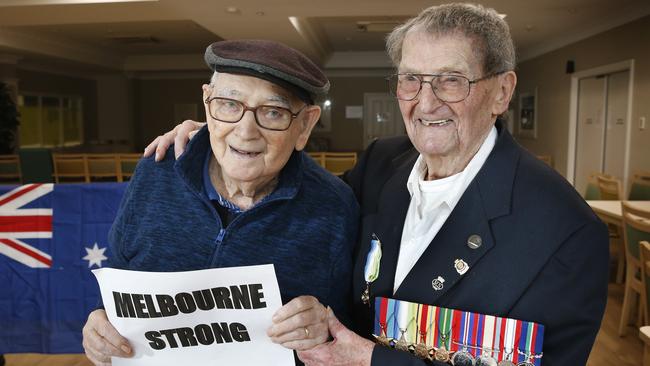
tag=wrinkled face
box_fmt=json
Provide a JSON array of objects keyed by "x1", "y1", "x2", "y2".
[
  {"x1": 203, "y1": 73, "x2": 320, "y2": 184},
  {"x1": 398, "y1": 31, "x2": 509, "y2": 167}
]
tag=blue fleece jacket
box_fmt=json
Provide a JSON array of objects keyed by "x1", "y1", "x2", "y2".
[{"x1": 108, "y1": 125, "x2": 359, "y2": 319}]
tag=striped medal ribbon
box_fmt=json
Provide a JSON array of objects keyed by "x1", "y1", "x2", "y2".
[
  {"x1": 516, "y1": 318, "x2": 544, "y2": 366},
  {"x1": 362, "y1": 233, "x2": 382, "y2": 305}
]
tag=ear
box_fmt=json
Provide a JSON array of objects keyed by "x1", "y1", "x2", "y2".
[
  {"x1": 294, "y1": 105, "x2": 321, "y2": 151},
  {"x1": 202, "y1": 84, "x2": 212, "y2": 99},
  {"x1": 491, "y1": 71, "x2": 517, "y2": 116},
  {"x1": 202, "y1": 84, "x2": 212, "y2": 120}
]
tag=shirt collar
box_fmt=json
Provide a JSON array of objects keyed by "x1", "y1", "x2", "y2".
[
  {"x1": 202, "y1": 149, "x2": 243, "y2": 213},
  {"x1": 406, "y1": 126, "x2": 498, "y2": 210}
]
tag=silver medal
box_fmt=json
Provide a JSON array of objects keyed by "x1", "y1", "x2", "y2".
[
  {"x1": 451, "y1": 350, "x2": 475, "y2": 366},
  {"x1": 475, "y1": 354, "x2": 498, "y2": 366}
]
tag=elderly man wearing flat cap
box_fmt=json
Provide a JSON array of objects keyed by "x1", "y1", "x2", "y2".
[{"x1": 81, "y1": 39, "x2": 359, "y2": 365}]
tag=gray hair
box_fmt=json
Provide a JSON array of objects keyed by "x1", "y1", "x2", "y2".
[
  {"x1": 209, "y1": 71, "x2": 219, "y2": 86},
  {"x1": 386, "y1": 3, "x2": 516, "y2": 75}
]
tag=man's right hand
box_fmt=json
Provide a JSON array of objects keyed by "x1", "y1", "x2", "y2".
[
  {"x1": 143, "y1": 120, "x2": 206, "y2": 161},
  {"x1": 82, "y1": 309, "x2": 132, "y2": 366}
]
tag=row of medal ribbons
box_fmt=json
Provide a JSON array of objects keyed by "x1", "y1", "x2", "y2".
[{"x1": 373, "y1": 297, "x2": 544, "y2": 366}]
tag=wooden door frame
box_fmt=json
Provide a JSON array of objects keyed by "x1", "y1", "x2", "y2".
[{"x1": 567, "y1": 59, "x2": 634, "y2": 195}]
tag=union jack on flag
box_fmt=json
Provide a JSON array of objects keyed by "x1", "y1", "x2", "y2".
[
  {"x1": 0, "y1": 182, "x2": 127, "y2": 354},
  {"x1": 0, "y1": 184, "x2": 54, "y2": 268}
]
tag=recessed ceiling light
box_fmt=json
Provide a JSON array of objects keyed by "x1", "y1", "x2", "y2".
[{"x1": 225, "y1": 6, "x2": 239, "y2": 14}]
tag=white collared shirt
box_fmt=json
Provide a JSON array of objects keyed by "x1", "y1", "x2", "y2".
[{"x1": 393, "y1": 126, "x2": 497, "y2": 293}]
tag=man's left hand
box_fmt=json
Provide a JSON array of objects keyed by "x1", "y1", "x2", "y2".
[
  {"x1": 297, "y1": 307, "x2": 374, "y2": 366},
  {"x1": 267, "y1": 296, "x2": 329, "y2": 351}
]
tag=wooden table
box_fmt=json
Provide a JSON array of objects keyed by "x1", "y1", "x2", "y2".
[{"x1": 587, "y1": 200, "x2": 650, "y2": 226}]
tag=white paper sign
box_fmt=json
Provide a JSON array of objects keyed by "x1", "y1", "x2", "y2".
[{"x1": 93, "y1": 264, "x2": 294, "y2": 366}]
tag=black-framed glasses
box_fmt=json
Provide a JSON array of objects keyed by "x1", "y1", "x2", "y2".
[
  {"x1": 204, "y1": 96, "x2": 307, "y2": 131},
  {"x1": 386, "y1": 71, "x2": 506, "y2": 103}
]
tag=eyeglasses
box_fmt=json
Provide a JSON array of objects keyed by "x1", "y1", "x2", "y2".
[
  {"x1": 204, "y1": 96, "x2": 307, "y2": 131},
  {"x1": 386, "y1": 71, "x2": 505, "y2": 103}
]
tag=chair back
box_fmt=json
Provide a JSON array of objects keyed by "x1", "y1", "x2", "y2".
[
  {"x1": 640, "y1": 241, "x2": 650, "y2": 325},
  {"x1": 597, "y1": 174, "x2": 623, "y2": 200},
  {"x1": 118, "y1": 154, "x2": 141, "y2": 181},
  {"x1": 0, "y1": 154, "x2": 21, "y2": 184},
  {"x1": 536, "y1": 155, "x2": 552, "y2": 167},
  {"x1": 52, "y1": 154, "x2": 88, "y2": 183},
  {"x1": 584, "y1": 173, "x2": 601, "y2": 200},
  {"x1": 86, "y1": 154, "x2": 120, "y2": 182},
  {"x1": 306, "y1": 152, "x2": 326, "y2": 168},
  {"x1": 324, "y1": 152, "x2": 357, "y2": 176},
  {"x1": 630, "y1": 177, "x2": 650, "y2": 200},
  {"x1": 622, "y1": 201, "x2": 650, "y2": 263},
  {"x1": 18, "y1": 148, "x2": 53, "y2": 183}
]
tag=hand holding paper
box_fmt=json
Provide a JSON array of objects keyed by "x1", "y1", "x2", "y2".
[
  {"x1": 83, "y1": 309, "x2": 132, "y2": 365},
  {"x1": 267, "y1": 296, "x2": 329, "y2": 351}
]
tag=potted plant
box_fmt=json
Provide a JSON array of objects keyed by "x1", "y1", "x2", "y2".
[{"x1": 0, "y1": 82, "x2": 20, "y2": 154}]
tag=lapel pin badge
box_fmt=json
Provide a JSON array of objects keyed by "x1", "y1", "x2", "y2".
[
  {"x1": 454, "y1": 259, "x2": 469, "y2": 275},
  {"x1": 432, "y1": 276, "x2": 445, "y2": 291},
  {"x1": 467, "y1": 234, "x2": 482, "y2": 249}
]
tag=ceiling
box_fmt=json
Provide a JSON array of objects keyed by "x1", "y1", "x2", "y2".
[{"x1": 0, "y1": 0, "x2": 649, "y2": 74}]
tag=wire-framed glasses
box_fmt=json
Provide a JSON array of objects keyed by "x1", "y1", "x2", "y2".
[
  {"x1": 204, "y1": 96, "x2": 306, "y2": 131},
  {"x1": 386, "y1": 72, "x2": 505, "y2": 103}
]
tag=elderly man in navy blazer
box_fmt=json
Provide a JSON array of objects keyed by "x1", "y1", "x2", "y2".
[{"x1": 147, "y1": 4, "x2": 609, "y2": 365}]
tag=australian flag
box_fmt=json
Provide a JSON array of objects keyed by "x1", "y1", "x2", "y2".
[{"x1": 0, "y1": 183, "x2": 127, "y2": 353}]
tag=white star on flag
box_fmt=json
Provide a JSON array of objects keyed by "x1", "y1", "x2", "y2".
[{"x1": 83, "y1": 243, "x2": 107, "y2": 268}]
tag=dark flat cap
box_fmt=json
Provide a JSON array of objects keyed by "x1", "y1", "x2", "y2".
[{"x1": 204, "y1": 39, "x2": 329, "y2": 104}]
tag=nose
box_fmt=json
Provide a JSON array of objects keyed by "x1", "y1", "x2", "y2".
[
  {"x1": 235, "y1": 110, "x2": 262, "y2": 139},
  {"x1": 417, "y1": 80, "x2": 443, "y2": 113}
]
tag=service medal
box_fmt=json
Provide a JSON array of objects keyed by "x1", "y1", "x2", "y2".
[
  {"x1": 496, "y1": 361, "x2": 516, "y2": 366},
  {"x1": 434, "y1": 345, "x2": 452, "y2": 363},
  {"x1": 475, "y1": 354, "x2": 498, "y2": 366},
  {"x1": 394, "y1": 332, "x2": 410, "y2": 352},
  {"x1": 451, "y1": 349, "x2": 475, "y2": 366},
  {"x1": 413, "y1": 342, "x2": 432, "y2": 360}
]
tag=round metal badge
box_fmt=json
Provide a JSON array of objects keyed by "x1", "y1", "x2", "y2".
[
  {"x1": 434, "y1": 346, "x2": 452, "y2": 363},
  {"x1": 497, "y1": 361, "x2": 516, "y2": 366},
  {"x1": 475, "y1": 354, "x2": 498, "y2": 366},
  {"x1": 451, "y1": 350, "x2": 475, "y2": 366}
]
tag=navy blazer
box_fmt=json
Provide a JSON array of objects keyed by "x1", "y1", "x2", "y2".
[{"x1": 344, "y1": 122, "x2": 609, "y2": 366}]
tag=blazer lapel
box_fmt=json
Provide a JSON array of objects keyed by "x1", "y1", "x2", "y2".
[
  {"x1": 393, "y1": 180, "x2": 494, "y2": 304},
  {"x1": 393, "y1": 122, "x2": 520, "y2": 305}
]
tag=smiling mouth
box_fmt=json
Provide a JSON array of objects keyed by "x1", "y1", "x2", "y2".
[
  {"x1": 230, "y1": 146, "x2": 261, "y2": 158},
  {"x1": 418, "y1": 118, "x2": 453, "y2": 127}
]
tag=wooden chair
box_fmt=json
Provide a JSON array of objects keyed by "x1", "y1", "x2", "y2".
[
  {"x1": 86, "y1": 154, "x2": 120, "y2": 182},
  {"x1": 52, "y1": 154, "x2": 88, "y2": 183},
  {"x1": 584, "y1": 173, "x2": 601, "y2": 200},
  {"x1": 596, "y1": 174, "x2": 623, "y2": 200},
  {"x1": 640, "y1": 241, "x2": 650, "y2": 326},
  {"x1": 118, "y1": 153, "x2": 141, "y2": 182},
  {"x1": 536, "y1": 155, "x2": 552, "y2": 167},
  {"x1": 306, "y1": 152, "x2": 326, "y2": 168},
  {"x1": 630, "y1": 177, "x2": 650, "y2": 200},
  {"x1": 324, "y1": 152, "x2": 357, "y2": 176},
  {"x1": 0, "y1": 154, "x2": 21, "y2": 184},
  {"x1": 619, "y1": 202, "x2": 650, "y2": 335},
  {"x1": 641, "y1": 326, "x2": 650, "y2": 366}
]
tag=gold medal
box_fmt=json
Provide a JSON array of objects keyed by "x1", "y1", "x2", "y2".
[
  {"x1": 372, "y1": 326, "x2": 392, "y2": 348},
  {"x1": 394, "y1": 332, "x2": 410, "y2": 352},
  {"x1": 434, "y1": 345, "x2": 452, "y2": 363},
  {"x1": 413, "y1": 342, "x2": 432, "y2": 360}
]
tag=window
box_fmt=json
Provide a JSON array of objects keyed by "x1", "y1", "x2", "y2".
[{"x1": 17, "y1": 94, "x2": 83, "y2": 147}]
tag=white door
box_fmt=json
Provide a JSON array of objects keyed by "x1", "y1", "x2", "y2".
[
  {"x1": 573, "y1": 70, "x2": 629, "y2": 195},
  {"x1": 363, "y1": 93, "x2": 404, "y2": 148}
]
